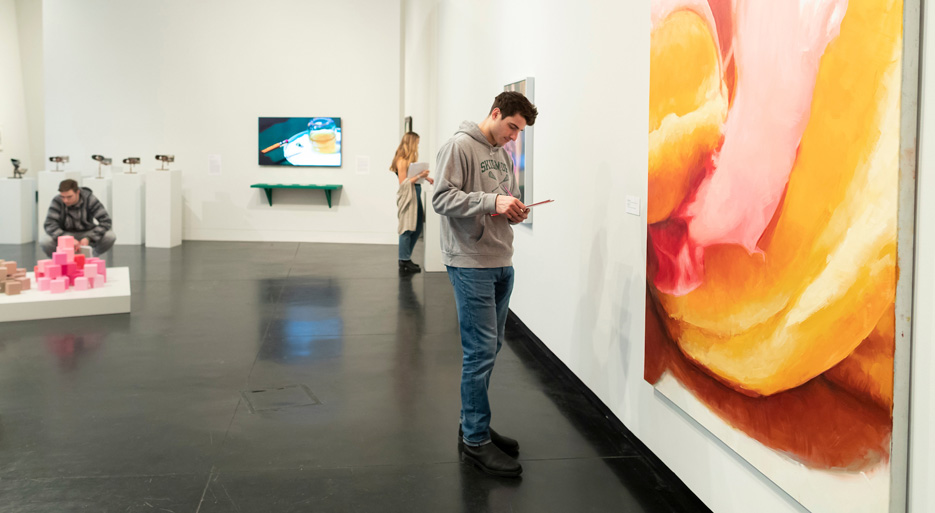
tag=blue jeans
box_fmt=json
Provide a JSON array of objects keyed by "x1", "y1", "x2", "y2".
[
  {"x1": 398, "y1": 184, "x2": 423, "y2": 261},
  {"x1": 446, "y1": 265, "x2": 515, "y2": 446}
]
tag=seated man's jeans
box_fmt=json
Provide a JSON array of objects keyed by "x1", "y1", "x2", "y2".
[
  {"x1": 41, "y1": 230, "x2": 117, "y2": 258},
  {"x1": 446, "y1": 265, "x2": 514, "y2": 446}
]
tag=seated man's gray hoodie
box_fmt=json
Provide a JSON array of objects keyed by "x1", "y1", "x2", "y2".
[{"x1": 44, "y1": 187, "x2": 113, "y2": 243}]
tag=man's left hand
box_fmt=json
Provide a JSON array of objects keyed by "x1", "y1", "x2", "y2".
[
  {"x1": 80, "y1": 238, "x2": 90, "y2": 247},
  {"x1": 510, "y1": 208, "x2": 529, "y2": 224}
]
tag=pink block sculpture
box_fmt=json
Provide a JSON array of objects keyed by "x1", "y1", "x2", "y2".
[
  {"x1": 47, "y1": 265, "x2": 62, "y2": 279},
  {"x1": 84, "y1": 265, "x2": 98, "y2": 279},
  {"x1": 92, "y1": 275, "x2": 105, "y2": 289},
  {"x1": 50, "y1": 277, "x2": 68, "y2": 293},
  {"x1": 96, "y1": 261, "x2": 106, "y2": 278},
  {"x1": 37, "y1": 259, "x2": 53, "y2": 274},
  {"x1": 37, "y1": 277, "x2": 51, "y2": 291},
  {"x1": 53, "y1": 252, "x2": 68, "y2": 266},
  {"x1": 74, "y1": 277, "x2": 90, "y2": 291},
  {"x1": 65, "y1": 263, "x2": 78, "y2": 277},
  {"x1": 58, "y1": 235, "x2": 75, "y2": 247}
]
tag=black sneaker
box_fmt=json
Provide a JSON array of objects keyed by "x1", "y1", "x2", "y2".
[
  {"x1": 460, "y1": 442, "x2": 522, "y2": 477},
  {"x1": 459, "y1": 425, "x2": 519, "y2": 457}
]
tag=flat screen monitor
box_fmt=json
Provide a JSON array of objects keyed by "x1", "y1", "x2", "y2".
[{"x1": 258, "y1": 117, "x2": 342, "y2": 167}]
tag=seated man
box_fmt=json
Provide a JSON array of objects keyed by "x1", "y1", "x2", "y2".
[{"x1": 41, "y1": 179, "x2": 117, "y2": 258}]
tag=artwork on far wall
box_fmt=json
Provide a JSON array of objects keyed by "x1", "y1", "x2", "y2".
[
  {"x1": 404, "y1": 116, "x2": 412, "y2": 134},
  {"x1": 258, "y1": 117, "x2": 342, "y2": 167},
  {"x1": 645, "y1": 1, "x2": 909, "y2": 512},
  {"x1": 503, "y1": 77, "x2": 534, "y2": 224}
]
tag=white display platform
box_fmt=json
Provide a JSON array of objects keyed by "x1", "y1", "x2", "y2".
[
  {"x1": 113, "y1": 172, "x2": 145, "y2": 245},
  {"x1": 37, "y1": 170, "x2": 83, "y2": 243},
  {"x1": 82, "y1": 176, "x2": 113, "y2": 214},
  {"x1": 0, "y1": 177, "x2": 37, "y2": 244},
  {"x1": 145, "y1": 169, "x2": 182, "y2": 248},
  {"x1": 0, "y1": 267, "x2": 131, "y2": 322}
]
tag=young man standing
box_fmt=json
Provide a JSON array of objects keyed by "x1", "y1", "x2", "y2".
[
  {"x1": 42, "y1": 179, "x2": 117, "y2": 258},
  {"x1": 432, "y1": 91, "x2": 538, "y2": 477}
]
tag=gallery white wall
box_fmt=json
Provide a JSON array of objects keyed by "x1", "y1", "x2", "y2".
[
  {"x1": 42, "y1": 0, "x2": 403, "y2": 244},
  {"x1": 0, "y1": 0, "x2": 33, "y2": 173},
  {"x1": 15, "y1": 0, "x2": 43, "y2": 173},
  {"x1": 431, "y1": 1, "x2": 931, "y2": 512},
  {"x1": 402, "y1": 0, "x2": 443, "y2": 271}
]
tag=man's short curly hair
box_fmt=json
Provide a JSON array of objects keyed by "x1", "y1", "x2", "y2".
[{"x1": 490, "y1": 91, "x2": 538, "y2": 126}]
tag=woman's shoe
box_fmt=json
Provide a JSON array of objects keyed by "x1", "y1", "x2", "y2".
[{"x1": 399, "y1": 260, "x2": 422, "y2": 272}]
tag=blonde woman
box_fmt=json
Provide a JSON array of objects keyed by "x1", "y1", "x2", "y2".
[{"x1": 391, "y1": 132, "x2": 433, "y2": 272}]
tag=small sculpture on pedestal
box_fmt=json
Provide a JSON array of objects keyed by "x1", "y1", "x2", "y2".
[
  {"x1": 122, "y1": 157, "x2": 140, "y2": 174},
  {"x1": 49, "y1": 156, "x2": 70, "y2": 171},
  {"x1": 10, "y1": 159, "x2": 26, "y2": 179},
  {"x1": 155, "y1": 155, "x2": 174, "y2": 171},
  {"x1": 91, "y1": 155, "x2": 112, "y2": 178}
]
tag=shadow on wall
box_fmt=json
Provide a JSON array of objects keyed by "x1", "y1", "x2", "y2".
[
  {"x1": 570, "y1": 161, "x2": 638, "y2": 386},
  {"x1": 201, "y1": 191, "x2": 252, "y2": 232},
  {"x1": 570, "y1": 160, "x2": 612, "y2": 365}
]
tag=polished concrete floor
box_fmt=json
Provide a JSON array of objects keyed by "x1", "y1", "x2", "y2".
[{"x1": 0, "y1": 240, "x2": 709, "y2": 513}]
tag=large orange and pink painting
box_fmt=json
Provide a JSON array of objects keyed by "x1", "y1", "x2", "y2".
[{"x1": 645, "y1": 0, "x2": 903, "y2": 510}]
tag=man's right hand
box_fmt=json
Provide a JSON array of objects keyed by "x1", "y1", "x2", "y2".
[{"x1": 495, "y1": 195, "x2": 526, "y2": 223}]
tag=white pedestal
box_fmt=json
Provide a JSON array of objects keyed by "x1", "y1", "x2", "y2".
[
  {"x1": 0, "y1": 267, "x2": 131, "y2": 322},
  {"x1": 113, "y1": 172, "x2": 145, "y2": 245},
  {"x1": 37, "y1": 170, "x2": 83, "y2": 243},
  {"x1": 145, "y1": 170, "x2": 182, "y2": 248},
  {"x1": 0, "y1": 177, "x2": 37, "y2": 244},
  {"x1": 82, "y1": 176, "x2": 113, "y2": 215}
]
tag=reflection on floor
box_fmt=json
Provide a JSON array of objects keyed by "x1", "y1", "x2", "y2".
[{"x1": 0, "y1": 240, "x2": 709, "y2": 512}]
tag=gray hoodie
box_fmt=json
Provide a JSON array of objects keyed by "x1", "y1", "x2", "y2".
[{"x1": 432, "y1": 121, "x2": 520, "y2": 268}]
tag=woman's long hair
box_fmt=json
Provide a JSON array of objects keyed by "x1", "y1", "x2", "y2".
[{"x1": 390, "y1": 132, "x2": 420, "y2": 173}]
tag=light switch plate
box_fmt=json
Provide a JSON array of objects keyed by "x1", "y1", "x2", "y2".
[{"x1": 626, "y1": 195, "x2": 640, "y2": 216}]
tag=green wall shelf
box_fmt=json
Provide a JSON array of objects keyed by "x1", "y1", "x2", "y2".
[{"x1": 250, "y1": 183, "x2": 343, "y2": 208}]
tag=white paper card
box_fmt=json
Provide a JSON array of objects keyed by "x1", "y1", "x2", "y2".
[
  {"x1": 208, "y1": 154, "x2": 222, "y2": 176},
  {"x1": 626, "y1": 195, "x2": 640, "y2": 216},
  {"x1": 356, "y1": 156, "x2": 370, "y2": 175}
]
